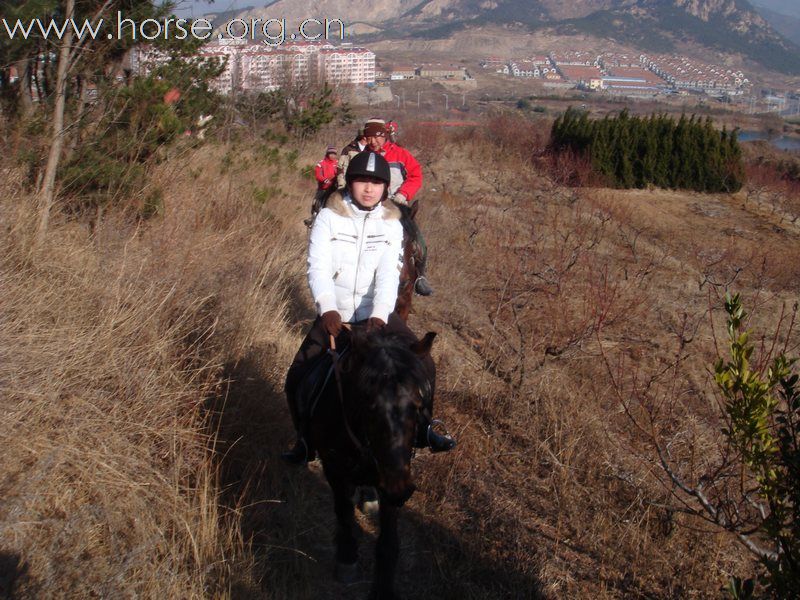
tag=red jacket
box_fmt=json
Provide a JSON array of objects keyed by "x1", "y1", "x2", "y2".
[
  {"x1": 315, "y1": 157, "x2": 338, "y2": 190},
  {"x1": 378, "y1": 142, "x2": 423, "y2": 202}
]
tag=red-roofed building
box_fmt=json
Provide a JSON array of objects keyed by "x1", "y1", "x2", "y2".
[{"x1": 557, "y1": 65, "x2": 602, "y2": 85}]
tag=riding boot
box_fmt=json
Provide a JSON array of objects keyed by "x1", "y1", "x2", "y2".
[
  {"x1": 304, "y1": 192, "x2": 325, "y2": 228},
  {"x1": 407, "y1": 220, "x2": 434, "y2": 296},
  {"x1": 281, "y1": 417, "x2": 317, "y2": 464},
  {"x1": 414, "y1": 259, "x2": 434, "y2": 297}
]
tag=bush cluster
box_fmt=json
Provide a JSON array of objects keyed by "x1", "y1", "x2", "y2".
[{"x1": 550, "y1": 108, "x2": 745, "y2": 193}]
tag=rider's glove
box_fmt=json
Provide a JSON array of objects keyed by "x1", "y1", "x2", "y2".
[
  {"x1": 390, "y1": 192, "x2": 409, "y2": 207},
  {"x1": 321, "y1": 311, "x2": 343, "y2": 337}
]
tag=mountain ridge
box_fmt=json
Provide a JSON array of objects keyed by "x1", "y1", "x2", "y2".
[
  {"x1": 210, "y1": 0, "x2": 800, "y2": 75},
  {"x1": 751, "y1": 4, "x2": 800, "y2": 46}
]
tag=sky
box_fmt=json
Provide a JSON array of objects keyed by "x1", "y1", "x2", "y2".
[
  {"x1": 169, "y1": 0, "x2": 268, "y2": 18},
  {"x1": 750, "y1": 0, "x2": 800, "y2": 19},
  {"x1": 168, "y1": 0, "x2": 800, "y2": 20}
]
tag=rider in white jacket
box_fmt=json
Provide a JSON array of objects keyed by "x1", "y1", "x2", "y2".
[
  {"x1": 307, "y1": 184, "x2": 404, "y2": 325},
  {"x1": 282, "y1": 151, "x2": 455, "y2": 465}
]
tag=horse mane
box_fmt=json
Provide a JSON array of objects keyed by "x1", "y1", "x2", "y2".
[{"x1": 347, "y1": 330, "x2": 431, "y2": 407}]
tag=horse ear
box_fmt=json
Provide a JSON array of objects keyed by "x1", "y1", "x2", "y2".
[{"x1": 410, "y1": 332, "x2": 436, "y2": 355}]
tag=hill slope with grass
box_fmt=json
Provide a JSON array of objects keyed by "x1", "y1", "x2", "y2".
[{"x1": 2, "y1": 115, "x2": 800, "y2": 597}]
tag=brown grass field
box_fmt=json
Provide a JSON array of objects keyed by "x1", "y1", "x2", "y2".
[{"x1": 1, "y1": 115, "x2": 799, "y2": 598}]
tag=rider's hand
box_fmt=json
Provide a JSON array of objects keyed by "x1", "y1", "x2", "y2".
[
  {"x1": 366, "y1": 317, "x2": 385, "y2": 332},
  {"x1": 321, "y1": 311, "x2": 343, "y2": 337},
  {"x1": 391, "y1": 192, "x2": 409, "y2": 206}
]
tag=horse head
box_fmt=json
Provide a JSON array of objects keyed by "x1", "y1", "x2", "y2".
[{"x1": 345, "y1": 328, "x2": 436, "y2": 506}]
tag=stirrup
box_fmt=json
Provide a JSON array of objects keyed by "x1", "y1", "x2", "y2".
[{"x1": 427, "y1": 419, "x2": 456, "y2": 453}]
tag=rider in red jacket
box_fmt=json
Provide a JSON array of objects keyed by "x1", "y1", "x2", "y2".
[
  {"x1": 378, "y1": 140, "x2": 422, "y2": 202},
  {"x1": 315, "y1": 146, "x2": 339, "y2": 192},
  {"x1": 363, "y1": 119, "x2": 432, "y2": 296},
  {"x1": 305, "y1": 146, "x2": 338, "y2": 227}
]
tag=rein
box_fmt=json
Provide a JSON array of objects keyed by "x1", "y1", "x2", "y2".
[{"x1": 328, "y1": 331, "x2": 367, "y2": 454}]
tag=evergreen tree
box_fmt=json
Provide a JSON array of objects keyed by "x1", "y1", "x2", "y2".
[
  {"x1": 640, "y1": 114, "x2": 659, "y2": 187},
  {"x1": 724, "y1": 128, "x2": 745, "y2": 192},
  {"x1": 548, "y1": 109, "x2": 744, "y2": 193},
  {"x1": 614, "y1": 111, "x2": 635, "y2": 188}
]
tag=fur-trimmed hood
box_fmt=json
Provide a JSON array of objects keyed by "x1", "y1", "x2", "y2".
[
  {"x1": 325, "y1": 191, "x2": 402, "y2": 221},
  {"x1": 308, "y1": 191, "x2": 405, "y2": 324}
]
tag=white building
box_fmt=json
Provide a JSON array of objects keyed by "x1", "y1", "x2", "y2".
[
  {"x1": 319, "y1": 47, "x2": 375, "y2": 85},
  {"x1": 198, "y1": 41, "x2": 375, "y2": 94}
]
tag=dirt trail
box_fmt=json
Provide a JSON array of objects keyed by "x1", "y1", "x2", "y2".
[{"x1": 214, "y1": 347, "x2": 539, "y2": 599}]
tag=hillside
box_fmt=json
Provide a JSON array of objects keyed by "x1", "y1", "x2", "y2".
[
  {"x1": 753, "y1": 4, "x2": 800, "y2": 46},
  {"x1": 552, "y1": 1, "x2": 800, "y2": 74},
  {"x1": 4, "y1": 115, "x2": 800, "y2": 597},
  {"x1": 213, "y1": 0, "x2": 800, "y2": 74}
]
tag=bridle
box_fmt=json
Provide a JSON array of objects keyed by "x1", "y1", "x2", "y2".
[
  {"x1": 328, "y1": 331, "x2": 367, "y2": 455},
  {"x1": 327, "y1": 328, "x2": 428, "y2": 466}
]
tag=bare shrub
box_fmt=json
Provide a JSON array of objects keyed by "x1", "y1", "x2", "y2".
[
  {"x1": 745, "y1": 161, "x2": 800, "y2": 224},
  {"x1": 539, "y1": 147, "x2": 610, "y2": 188},
  {"x1": 402, "y1": 120, "x2": 446, "y2": 163},
  {"x1": 482, "y1": 113, "x2": 549, "y2": 159}
]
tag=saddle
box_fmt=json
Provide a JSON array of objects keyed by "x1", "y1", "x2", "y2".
[{"x1": 295, "y1": 345, "x2": 349, "y2": 421}]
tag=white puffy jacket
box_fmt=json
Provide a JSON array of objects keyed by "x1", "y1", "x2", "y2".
[{"x1": 308, "y1": 192, "x2": 404, "y2": 323}]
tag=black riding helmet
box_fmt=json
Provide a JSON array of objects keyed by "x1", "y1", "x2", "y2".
[{"x1": 345, "y1": 151, "x2": 391, "y2": 191}]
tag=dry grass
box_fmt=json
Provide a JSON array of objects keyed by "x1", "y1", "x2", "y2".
[
  {"x1": 0, "y1": 137, "x2": 311, "y2": 598},
  {"x1": 401, "y1": 118, "x2": 800, "y2": 597},
  {"x1": 2, "y1": 115, "x2": 799, "y2": 598}
]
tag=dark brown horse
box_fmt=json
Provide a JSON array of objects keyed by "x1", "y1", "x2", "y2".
[
  {"x1": 307, "y1": 325, "x2": 436, "y2": 600},
  {"x1": 394, "y1": 234, "x2": 417, "y2": 322},
  {"x1": 394, "y1": 204, "x2": 422, "y2": 321}
]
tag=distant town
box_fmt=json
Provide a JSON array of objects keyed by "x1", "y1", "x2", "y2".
[
  {"x1": 122, "y1": 40, "x2": 800, "y2": 114},
  {"x1": 483, "y1": 51, "x2": 749, "y2": 96}
]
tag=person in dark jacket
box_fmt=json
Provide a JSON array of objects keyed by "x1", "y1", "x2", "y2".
[{"x1": 336, "y1": 129, "x2": 367, "y2": 190}]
